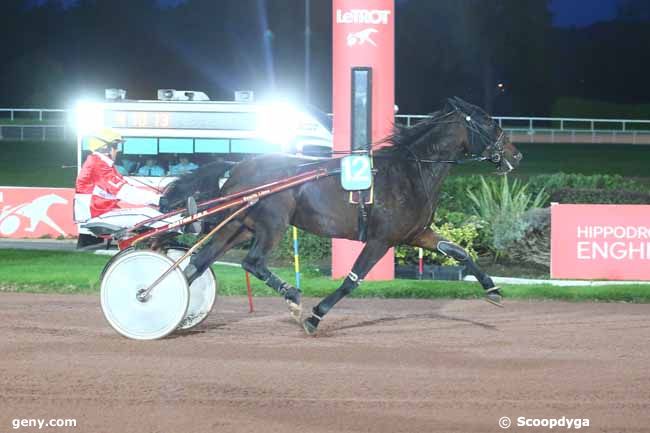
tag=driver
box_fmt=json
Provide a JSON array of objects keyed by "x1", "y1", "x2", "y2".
[{"x1": 74, "y1": 128, "x2": 170, "y2": 229}]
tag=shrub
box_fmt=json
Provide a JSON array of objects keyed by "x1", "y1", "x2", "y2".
[
  {"x1": 439, "y1": 176, "x2": 484, "y2": 213},
  {"x1": 434, "y1": 210, "x2": 492, "y2": 254},
  {"x1": 395, "y1": 213, "x2": 483, "y2": 266},
  {"x1": 439, "y1": 173, "x2": 648, "y2": 214},
  {"x1": 274, "y1": 227, "x2": 331, "y2": 263},
  {"x1": 466, "y1": 176, "x2": 548, "y2": 254},
  {"x1": 526, "y1": 173, "x2": 646, "y2": 204}
]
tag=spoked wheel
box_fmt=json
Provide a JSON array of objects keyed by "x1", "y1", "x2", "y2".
[
  {"x1": 101, "y1": 250, "x2": 189, "y2": 340},
  {"x1": 165, "y1": 248, "x2": 218, "y2": 330}
]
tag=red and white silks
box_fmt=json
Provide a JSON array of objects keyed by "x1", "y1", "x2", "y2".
[{"x1": 74, "y1": 152, "x2": 172, "y2": 228}]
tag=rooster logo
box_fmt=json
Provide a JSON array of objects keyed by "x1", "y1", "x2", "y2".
[
  {"x1": 0, "y1": 194, "x2": 68, "y2": 236},
  {"x1": 347, "y1": 28, "x2": 378, "y2": 47}
]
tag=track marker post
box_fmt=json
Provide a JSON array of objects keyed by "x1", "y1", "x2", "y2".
[
  {"x1": 245, "y1": 272, "x2": 254, "y2": 313},
  {"x1": 293, "y1": 226, "x2": 301, "y2": 289}
]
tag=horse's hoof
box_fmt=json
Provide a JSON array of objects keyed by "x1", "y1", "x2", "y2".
[
  {"x1": 302, "y1": 316, "x2": 320, "y2": 336},
  {"x1": 286, "y1": 300, "x2": 303, "y2": 323},
  {"x1": 284, "y1": 288, "x2": 302, "y2": 323},
  {"x1": 485, "y1": 287, "x2": 504, "y2": 308}
]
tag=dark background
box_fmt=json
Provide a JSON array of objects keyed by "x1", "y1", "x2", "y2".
[{"x1": 1, "y1": 0, "x2": 649, "y2": 116}]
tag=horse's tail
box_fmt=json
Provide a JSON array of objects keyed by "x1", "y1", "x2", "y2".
[{"x1": 161, "y1": 159, "x2": 235, "y2": 212}]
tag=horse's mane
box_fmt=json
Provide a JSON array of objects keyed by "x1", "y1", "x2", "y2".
[
  {"x1": 377, "y1": 96, "x2": 494, "y2": 157},
  {"x1": 376, "y1": 99, "x2": 456, "y2": 157}
]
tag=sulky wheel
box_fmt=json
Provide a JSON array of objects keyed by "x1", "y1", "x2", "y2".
[
  {"x1": 100, "y1": 250, "x2": 189, "y2": 340},
  {"x1": 165, "y1": 248, "x2": 218, "y2": 331}
]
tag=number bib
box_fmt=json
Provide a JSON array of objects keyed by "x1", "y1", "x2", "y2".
[{"x1": 340, "y1": 155, "x2": 372, "y2": 191}]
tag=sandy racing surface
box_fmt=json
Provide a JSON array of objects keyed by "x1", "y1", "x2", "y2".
[{"x1": 1, "y1": 293, "x2": 649, "y2": 433}]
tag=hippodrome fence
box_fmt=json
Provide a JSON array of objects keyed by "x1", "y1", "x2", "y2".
[
  {"x1": 2, "y1": 108, "x2": 650, "y2": 144},
  {"x1": 395, "y1": 115, "x2": 650, "y2": 145},
  {"x1": 0, "y1": 108, "x2": 70, "y2": 141}
]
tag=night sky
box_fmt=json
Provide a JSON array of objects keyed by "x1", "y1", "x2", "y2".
[
  {"x1": 2, "y1": 0, "x2": 650, "y2": 116},
  {"x1": 550, "y1": 0, "x2": 621, "y2": 27},
  {"x1": 161, "y1": 0, "x2": 626, "y2": 28},
  {"x1": 33, "y1": 0, "x2": 627, "y2": 26}
]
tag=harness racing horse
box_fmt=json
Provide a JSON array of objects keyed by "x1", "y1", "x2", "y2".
[{"x1": 161, "y1": 97, "x2": 522, "y2": 335}]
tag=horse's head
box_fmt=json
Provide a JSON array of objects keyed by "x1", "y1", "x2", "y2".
[{"x1": 448, "y1": 97, "x2": 522, "y2": 174}]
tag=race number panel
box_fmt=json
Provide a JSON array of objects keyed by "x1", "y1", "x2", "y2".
[{"x1": 341, "y1": 155, "x2": 372, "y2": 191}]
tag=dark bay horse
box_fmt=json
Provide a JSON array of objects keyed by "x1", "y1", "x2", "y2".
[{"x1": 162, "y1": 97, "x2": 522, "y2": 335}]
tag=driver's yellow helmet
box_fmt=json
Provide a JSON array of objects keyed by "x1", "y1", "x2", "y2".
[{"x1": 87, "y1": 128, "x2": 124, "y2": 152}]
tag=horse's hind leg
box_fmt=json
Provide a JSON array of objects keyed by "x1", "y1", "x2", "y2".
[
  {"x1": 240, "y1": 215, "x2": 303, "y2": 322},
  {"x1": 303, "y1": 240, "x2": 390, "y2": 335},
  {"x1": 408, "y1": 228, "x2": 503, "y2": 306},
  {"x1": 184, "y1": 221, "x2": 252, "y2": 283}
]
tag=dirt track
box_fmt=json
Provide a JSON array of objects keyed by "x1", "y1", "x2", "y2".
[{"x1": 1, "y1": 293, "x2": 649, "y2": 433}]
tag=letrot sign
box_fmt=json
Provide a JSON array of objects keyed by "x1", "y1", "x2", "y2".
[
  {"x1": 331, "y1": 0, "x2": 395, "y2": 280},
  {"x1": 0, "y1": 187, "x2": 77, "y2": 238},
  {"x1": 551, "y1": 204, "x2": 650, "y2": 280}
]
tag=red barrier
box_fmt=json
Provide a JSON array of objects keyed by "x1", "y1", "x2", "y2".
[
  {"x1": 0, "y1": 187, "x2": 77, "y2": 238},
  {"x1": 551, "y1": 204, "x2": 650, "y2": 281}
]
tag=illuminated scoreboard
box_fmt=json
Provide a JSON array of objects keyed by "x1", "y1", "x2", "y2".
[
  {"x1": 76, "y1": 99, "x2": 333, "y2": 163},
  {"x1": 104, "y1": 110, "x2": 257, "y2": 131}
]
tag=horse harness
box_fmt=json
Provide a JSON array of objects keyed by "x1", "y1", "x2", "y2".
[
  {"x1": 350, "y1": 186, "x2": 374, "y2": 242},
  {"x1": 298, "y1": 108, "x2": 509, "y2": 242}
]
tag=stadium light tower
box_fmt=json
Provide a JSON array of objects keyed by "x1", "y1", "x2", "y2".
[{"x1": 305, "y1": 0, "x2": 311, "y2": 105}]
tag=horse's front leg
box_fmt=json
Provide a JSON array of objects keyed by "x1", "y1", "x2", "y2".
[
  {"x1": 408, "y1": 228, "x2": 503, "y2": 306},
  {"x1": 303, "y1": 239, "x2": 390, "y2": 335}
]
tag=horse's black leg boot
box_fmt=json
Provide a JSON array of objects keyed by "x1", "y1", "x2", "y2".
[
  {"x1": 184, "y1": 258, "x2": 211, "y2": 285},
  {"x1": 184, "y1": 264, "x2": 199, "y2": 283},
  {"x1": 437, "y1": 241, "x2": 502, "y2": 299},
  {"x1": 242, "y1": 260, "x2": 301, "y2": 304},
  {"x1": 303, "y1": 272, "x2": 360, "y2": 334}
]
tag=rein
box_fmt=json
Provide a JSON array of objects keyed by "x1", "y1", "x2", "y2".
[
  {"x1": 295, "y1": 105, "x2": 508, "y2": 205},
  {"x1": 320, "y1": 150, "x2": 489, "y2": 165}
]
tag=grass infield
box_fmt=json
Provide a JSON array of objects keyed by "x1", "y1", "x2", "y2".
[{"x1": 1, "y1": 249, "x2": 649, "y2": 303}]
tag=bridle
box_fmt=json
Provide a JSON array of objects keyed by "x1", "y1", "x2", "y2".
[
  {"x1": 481, "y1": 130, "x2": 511, "y2": 170},
  {"x1": 400, "y1": 109, "x2": 510, "y2": 206},
  {"x1": 296, "y1": 106, "x2": 512, "y2": 205}
]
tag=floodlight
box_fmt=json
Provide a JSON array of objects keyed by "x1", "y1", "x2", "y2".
[
  {"x1": 257, "y1": 101, "x2": 300, "y2": 150},
  {"x1": 74, "y1": 100, "x2": 105, "y2": 135}
]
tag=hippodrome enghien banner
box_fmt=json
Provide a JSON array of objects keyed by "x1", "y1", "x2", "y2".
[{"x1": 551, "y1": 204, "x2": 650, "y2": 281}]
